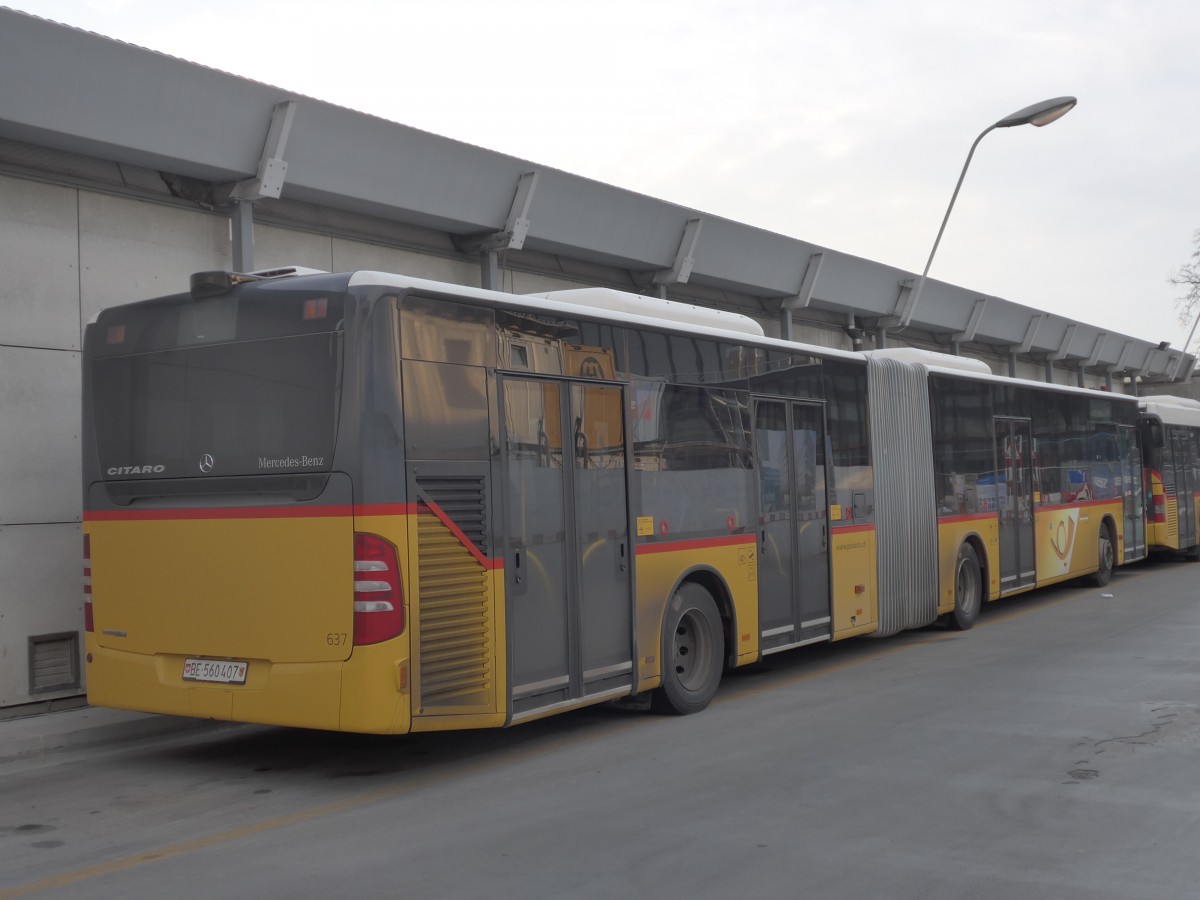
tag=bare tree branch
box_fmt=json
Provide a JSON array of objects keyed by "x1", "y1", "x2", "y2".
[{"x1": 1171, "y1": 229, "x2": 1200, "y2": 350}]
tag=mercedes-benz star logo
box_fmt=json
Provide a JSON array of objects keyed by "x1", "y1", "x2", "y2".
[{"x1": 199, "y1": 453, "x2": 215, "y2": 474}]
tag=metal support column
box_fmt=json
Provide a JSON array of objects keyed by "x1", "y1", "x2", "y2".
[
  {"x1": 453, "y1": 171, "x2": 540, "y2": 293},
  {"x1": 231, "y1": 200, "x2": 254, "y2": 273},
  {"x1": 221, "y1": 99, "x2": 298, "y2": 273},
  {"x1": 780, "y1": 252, "x2": 825, "y2": 343},
  {"x1": 482, "y1": 250, "x2": 501, "y2": 291}
]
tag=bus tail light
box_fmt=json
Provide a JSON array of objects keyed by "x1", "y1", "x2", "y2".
[
  {"x1": 353, "y1": 533, "x2": 404, "y2": 645},
  {"x1": 1152, "y1": 493, "x2": 1165, "y2": 523},
  {"x1": 83, "y1": 533, "x2": 94, "y2": 633}
]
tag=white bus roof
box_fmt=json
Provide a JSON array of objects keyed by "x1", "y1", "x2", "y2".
[
  {"x1": 1140, "y1": 395, "x2": 1200, "y2": 427},
  {"x1": 871, "y1": 346, "x2": 1139, "y2": 405},
  {"x1": 866, "y1": 347, "x2": 992, "y2": 376},
  {"x1": 525, "y1": 287, "x2": 765, "y2": 338},
  {"x1": 344, "y1": 270, "x2": 864, "y2": 358}
]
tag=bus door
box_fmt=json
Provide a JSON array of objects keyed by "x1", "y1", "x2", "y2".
[
  {"x1": 1118, "y1": 424, "x2": 1146, "y2": 561},
  {"x1": 753, "y1": 398, "x2": 831, "y2": 654},
  {"x1": 500, "y1": 376, "x2": 634, "y2": 718},
  {"x1": 995, "y1": 417, "x2": 1036, "y2": 593},
  {"x1": 1169, "y1": 427, "x2": 1197, "y2": 548}
]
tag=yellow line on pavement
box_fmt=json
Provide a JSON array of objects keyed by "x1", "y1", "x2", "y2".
[{"x1": 0, "y1": 717, "x2": 639, "y2": 898}]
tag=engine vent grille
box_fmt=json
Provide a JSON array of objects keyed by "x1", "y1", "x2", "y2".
[
  {"x1": 416, "y1": 476, "x2": 489, "y2": 557},
  {"x1": 414, "y1": 487, "x2": 494, "y2": 713}
]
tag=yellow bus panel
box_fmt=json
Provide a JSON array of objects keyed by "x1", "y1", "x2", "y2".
[
  {"x1": 830, "y1": 525, "x2": 878, "y2": 637},
  {"x1": 634, "y1": 535, "x2": 759, "y2": 687}
]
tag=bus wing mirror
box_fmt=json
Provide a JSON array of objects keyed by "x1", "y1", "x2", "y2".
[{"x1": 1140, "y1": 420, "x2": 1164, "y2": 449}]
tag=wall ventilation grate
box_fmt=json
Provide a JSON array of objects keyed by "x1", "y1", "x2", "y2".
[{"x1": 29, "y1": 632, "x2": 80, "y2": 694}]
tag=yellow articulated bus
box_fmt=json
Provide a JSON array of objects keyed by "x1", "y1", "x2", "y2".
[
  {"x1": 81, "y1": 269, "x2": 1143, "y2": 734},
  {"x1": 906, "y1": 350, "x2": 1145, "y2": 617},
  {"x1": 1139, "y1": 395, "x2": 1200, "y2": 559}
]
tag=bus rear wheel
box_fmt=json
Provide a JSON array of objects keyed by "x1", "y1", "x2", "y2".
[
  {"x1": 944, "y1": 543, "x2": 981, "y2": 631},
  {"x1": 1089, "y1": 525, "x2": 1113, "y2": 588},
  {"x1": 1088, "y1": 524, "x2": 1114, "y2": 587},
  {"x1": 651, "y1": 583, "x2": 724, "y2": 715}
]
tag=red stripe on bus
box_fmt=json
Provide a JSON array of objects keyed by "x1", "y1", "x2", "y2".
[
  {"x1": 417, "y1": 500, "x2": 503, "y2": 570},
  {"x1": 937, "y1": 513, "x2": 996, "y2": 525},
  {"x1": 1037, "y1": 498, "x2": 1123, "y2": 513},
  {"x1": 83, "y1": 505, "x2": 357, "y2": 521},
  {"x1": 830, "y1": 523, "x2": 876, "y2": 534},
  {"x1": 84, "y1": 501, "x2": 503, "y2": 568},
  {"x1": 354, "y1": 503, "x2": 418, "y2": 517},
  {"x1": 636, "y1": 534, "x2": 756, "y2": 556},
  {"x1": 85, "y1": 503, "x2": 426, "y2": 522}
]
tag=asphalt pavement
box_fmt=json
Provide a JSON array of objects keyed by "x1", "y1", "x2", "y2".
[{"x1": 0, "y1": 705, "x2": 229, "y2": 765}]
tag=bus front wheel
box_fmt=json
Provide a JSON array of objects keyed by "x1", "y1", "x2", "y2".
[
  {"x1": 651, "y1": 583, "x2": 724, "y2": 715},
  {"x1": 945, "y1": 543, "x2": 982, "y2": 631}
]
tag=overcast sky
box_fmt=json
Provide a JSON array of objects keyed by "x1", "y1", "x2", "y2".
[{"x1": 12, "y1": 0, "x2": 1200, "y2": 347}]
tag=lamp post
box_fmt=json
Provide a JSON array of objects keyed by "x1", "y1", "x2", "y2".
[
  {"x1": 1173, "y1": 311, "x2": 1200, "y2": 380},
  {"x1": 898, "y1": 96, "x2": 1077, "y2": 330}
]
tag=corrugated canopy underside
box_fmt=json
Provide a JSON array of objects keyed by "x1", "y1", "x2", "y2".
[{"x1": 0, "y1": 8, "x2": 1189, "y2": 380}]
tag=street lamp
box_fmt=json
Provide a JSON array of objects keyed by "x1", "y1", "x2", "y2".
[
  {"x1": 898, "y1": 96, "x2": 1077, "y2": 330},
  {"x1": 1173, "y1": 312, "x2": 1200, "y2": 380}
]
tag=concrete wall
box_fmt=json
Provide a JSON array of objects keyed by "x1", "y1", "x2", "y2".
[
  {"x1": 0, "y1": 176, "x2": 515, "y2": 707},
  {"x1": 1, "y1": 174, "x2": 83, "y2": 707}
]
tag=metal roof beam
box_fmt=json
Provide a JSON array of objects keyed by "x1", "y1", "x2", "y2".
[
  {"x1": 455, "y1": 170, "x2": 541, "y2": 254},
  {"x1": 1141, "y1": 345, "x2": 1181, "y2": 380},
  {"x1": 1051, "y1": 323, "x2": 1077, "y2": 361},
  {"x1": 653, "y1": 218, "x2": 704, "y2": 287},
  {"x1": 953, "y1": 298, "x2": 990, "y2": 343},
  {"x1": 1160, "y1": 350, "x2": 1182, "y2": 379},
  {"x1": 781, "y1": 252, "x2": 824, "y2": 310},
  {"x1": 1018, "y1": 314, "x2": 1044, "y2": 354},
  {"x1": 887, "y1": 278, "x2": 915, "y2": 326},
  {"x1": 227, "y1": 99, "x2": 297, "y2": 201},
  {"x1": 1085, "y1": 332, "x2": 1108, "y2": 367},
  {"x1": 1110, "y1": 340, "x2": 1135, "y2": 374},
  {"x1": 501, "y1": 170, "x2": 539, "y2": 251}
]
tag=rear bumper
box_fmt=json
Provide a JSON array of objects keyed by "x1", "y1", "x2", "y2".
[{"x1": 85, "y1": 636, "x2": 411, "y2": 734}]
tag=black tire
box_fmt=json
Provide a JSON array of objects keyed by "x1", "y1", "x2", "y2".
[
  {"x1": 650, "y1": 583, "x2": 724, "y2": 715},
  {"x1": 945, "y1": 543, "x2": 982, "y2": 631},
  {"x1": 1088, "y1": 523, "x2": 1114, "y2": 587},
  {"x1": 1183, "y1": 543, "x2": 1200, "y2": 562}
]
